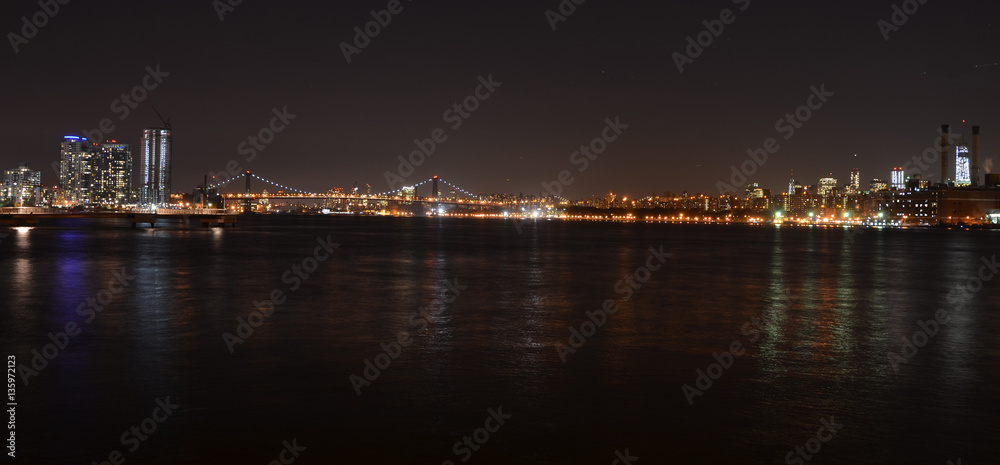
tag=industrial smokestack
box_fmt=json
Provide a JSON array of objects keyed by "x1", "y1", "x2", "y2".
[
  {"x1": 971, "y1": 126, "x2": 981, "y2": 187},
  {"x1": 941, "y1": 124, "x2": 950, "y2": 186}
]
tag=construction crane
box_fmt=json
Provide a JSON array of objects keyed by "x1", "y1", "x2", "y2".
[{"x1": 145, "y1": 98, "x2": 172, "y2": 130}]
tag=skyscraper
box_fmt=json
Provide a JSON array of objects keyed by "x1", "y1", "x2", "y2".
[
  {"x1": 140, "y1": 128, "x2": 171, "y2": 206},
  {"x1": 60, "y1": 135, "x2": 94, "y2": 205},
  {"x1": 93, "y1": 141, "x2": 133, "y2": 205},
  {"x1": 891, "y1": 167, "x2": 905, "y2": 190},
  {"x1": 817, "y1": 177, "x2": 837, "y2": 198},
  {"x1": 849, "y1": 168, "x2": 860, "y2": 194},
  {"x1": 2, "y1": 163, "x2": 42, "y2": 206},
  {"x1": 955, "y1": 145, "x2": 971, "y2": 187}
]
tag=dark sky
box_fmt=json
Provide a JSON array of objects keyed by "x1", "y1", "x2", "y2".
[{"x1": 2, "y1": 0, "x2": 998, "y2": 199}]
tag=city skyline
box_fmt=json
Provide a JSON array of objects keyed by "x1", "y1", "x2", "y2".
[{"x1": 2, "y1": 122, "x2": 993, "y2": 206}]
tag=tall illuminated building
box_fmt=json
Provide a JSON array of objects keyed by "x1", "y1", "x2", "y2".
[
  {"x1": 93, "y1": 141, "x2": 133, "y2": 205},
  {"x1": 60, "y1": 135, "x2": 94, "y2": 205},
  {"x1": 2, "y1": 163, "x2": 42, "y2": 206},
  {"x1": 955, "y1": 145, "x2": 971, "y2": 187},
  {"x1": 817, "y1": 177, "x2": 837, "y2": 198},
  {"x1": 849, "y1": 168, "x2": 860, "y2": 194},
  {"x1": 891, "y1": 167, "x2": 905, "y2": 190},
  {"x1": 140, "y1": 128, "x2": 171, "y2": 206},
  {"x1": 745, "y1": 182, "x2": 767, "y2": 209}
]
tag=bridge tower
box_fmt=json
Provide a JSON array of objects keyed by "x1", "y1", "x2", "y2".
[
  {"x1": 244, "y1": 171, "x2": 252, "y2": 213},
  {"x1": 432, "y1": 176, "x2": 439, "y2": 198}
]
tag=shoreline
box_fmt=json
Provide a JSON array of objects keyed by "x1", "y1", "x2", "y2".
[{"x1": 3, "y1": 211, "x2": 999, "y2": 231}]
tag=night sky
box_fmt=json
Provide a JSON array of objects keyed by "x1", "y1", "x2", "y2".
[{"x1": 2, "y1": 0, "x2": 998, "y2": 198}]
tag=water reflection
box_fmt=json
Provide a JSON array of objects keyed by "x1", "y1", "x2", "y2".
[{"x1": 7, "y1": 220, "x2": 1000, "y2": 464}]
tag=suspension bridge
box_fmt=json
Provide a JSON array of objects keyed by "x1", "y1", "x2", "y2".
[{"x1": 204, "y1": 172, "x2": 507, "y2": 214}]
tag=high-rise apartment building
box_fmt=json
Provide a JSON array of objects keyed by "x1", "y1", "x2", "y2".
[
  {"x1": 60, "y1": 135, "x2": 94, "y2": 205},
  {"x1": 2, "y1": 163, "x2": 42, "y2": 206},
  {"x1": 140, "y1": 128, "x2": 171, "y2": 206},
  {"x1": 93, "y1": 141, "x2": 133, "y2": 205},
  {"x1": 58, "y1": 136, "x2": 134, "y2": 207}
]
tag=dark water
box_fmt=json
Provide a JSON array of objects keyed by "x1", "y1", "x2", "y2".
[{"x1": 2, "y1": 217, "x2": 998, "y2": 464}]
